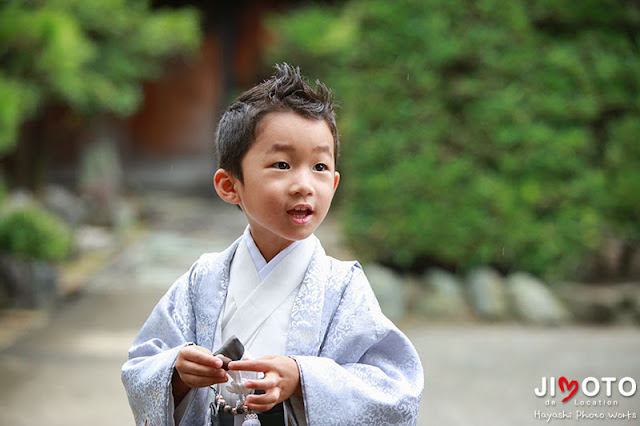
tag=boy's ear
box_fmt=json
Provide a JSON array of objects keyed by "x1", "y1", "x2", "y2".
[
  {"x1": 333, "y1": 171, "x2": 340, "y2": 191},
  {"x1": 214, "y1": 169, "x2": 241, "y2": 205}
]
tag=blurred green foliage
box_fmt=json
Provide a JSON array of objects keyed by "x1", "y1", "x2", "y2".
[
  {"x1": 266, "y1": 0, "x2": 640, "y2": 278},
  {"x1": 0, "y1": 0, "x2": 201, "y2": 156},
  {"x1": 0, "y1": 0, "x2": 200, "y2": 263},
  {"x1": 0, "y1": 205, "x2": 72, "y2": 261}
]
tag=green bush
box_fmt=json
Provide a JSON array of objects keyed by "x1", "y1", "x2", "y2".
[
  {"x1": 0, "y1": 205, "x2": 72, "y2": 261},
  {"x1": 266, "y1": 0, "x2": 640, "y2": 278}
]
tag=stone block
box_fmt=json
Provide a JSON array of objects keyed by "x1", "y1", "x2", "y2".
[
  {"x1": 467, "y1": 267, "x2": 508, "y2": 320},
  {"x1": 506, "y1": 272, "x2": 570, "y2": 325},
  {"x1": 363, "y1": 263, "x2": 407, "y2": 322}
]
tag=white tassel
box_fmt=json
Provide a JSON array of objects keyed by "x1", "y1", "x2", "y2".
[{"x1": 241, "y1": 412, "x2": 261, "y2": 426}]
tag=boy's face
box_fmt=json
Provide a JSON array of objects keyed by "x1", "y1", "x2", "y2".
[{"x1": 216, "y1": 111, "x2": 340, "y2": 261}]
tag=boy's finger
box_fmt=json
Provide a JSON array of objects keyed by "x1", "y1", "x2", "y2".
[
  {"x1": 245, "y1": 390, "x2": 279, "y2": 410},
  {"x1": 183, "y1": 346, "x2": 223, "y2": 368},
  {"x1": 244, "y1": 376, "x2": 277, "y2": 391},
  {"x1": 228, "y1": 359, "x2": 270, "y2": 372},
  {"x1": 180, "y1": 361, "x2": 228, "y2": 379},
  {"x1": 246, "y1": 402, "x2": 276, "y2": 412},
  {"x1": 181, "y1": 372, "x2": 229, "y2": 388}
]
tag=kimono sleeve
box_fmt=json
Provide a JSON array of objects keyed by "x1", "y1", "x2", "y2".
[
  {"x1": 121, "y1": 267, "x2": 198, "y2": 426},
  {"x1": 292, "y1": 264, "x2": 424, "y2": 426}
]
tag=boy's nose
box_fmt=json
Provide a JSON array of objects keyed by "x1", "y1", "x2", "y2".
[{"x1": 289, "y1": 172, "x2": 314, "y2": 196}]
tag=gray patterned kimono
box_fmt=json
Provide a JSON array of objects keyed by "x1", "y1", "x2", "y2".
[{"x1": 122, "y1": 236, "x2": 424, "y2": 425}]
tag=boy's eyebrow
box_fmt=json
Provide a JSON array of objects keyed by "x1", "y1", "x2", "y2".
[
  {"x1": 267, "y1": 143, "x2": 294, "y2": 153},
  {"x1": 267, "y1": 143, "x2": 333, "y2": 155},
  {"x1": 313, "y1": 145, "x2": 333, "y2": 155}
]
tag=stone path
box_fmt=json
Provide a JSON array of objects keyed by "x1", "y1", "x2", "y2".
[
  {"x1": 411, "y1": 323, "x2": 640, "y2": 425},
  {"x1": 1, "y1": 192, "x2": 638, "y2": 425}
]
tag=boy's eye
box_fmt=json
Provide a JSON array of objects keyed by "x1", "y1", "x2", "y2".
[
  {"x1": 313, "y1": 163, "x2": 328, "y2": 172},
  {"x1": 272, "y1": 161, "x2": 289, "y2": 170}
]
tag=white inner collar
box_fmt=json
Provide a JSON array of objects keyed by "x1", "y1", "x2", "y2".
[{"x1": 243, "y1": 225, "x2": 303, "y2": 282}]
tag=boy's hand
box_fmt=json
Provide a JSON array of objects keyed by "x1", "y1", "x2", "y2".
[
  {"x1": 228, "y1": 355, "x2": 302, "y2": 412},
  {"x1": 174, "y1": 345, "x2": 228, "y2": 390}
]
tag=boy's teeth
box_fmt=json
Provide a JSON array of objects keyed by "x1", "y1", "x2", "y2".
[{"x1": 289, "y1": 207, "x2": 311, "y2": 218}]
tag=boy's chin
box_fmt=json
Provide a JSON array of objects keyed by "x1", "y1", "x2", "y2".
[{"x1": 285, "y1": 227, "x2": 317, "y2": 242}]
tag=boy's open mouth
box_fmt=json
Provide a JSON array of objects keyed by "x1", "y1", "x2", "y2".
[{"x1": 287, "y1": 205, "x2": 313, "y2": 224}]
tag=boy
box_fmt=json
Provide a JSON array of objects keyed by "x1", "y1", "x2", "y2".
[{"x1": 122, "y1": 64, "x2": 423, "y2": 426}]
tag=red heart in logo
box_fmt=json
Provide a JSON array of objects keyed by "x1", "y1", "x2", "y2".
[{"x1": 559, "y1": 376, "x2": 578, "y2": 402}]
